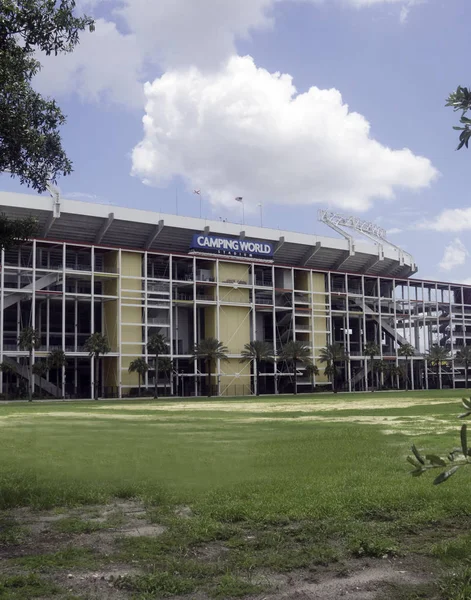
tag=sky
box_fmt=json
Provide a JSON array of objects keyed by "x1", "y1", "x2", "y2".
[{"x1": 2, "y1": 0, "x2": 470, "y2": 283}]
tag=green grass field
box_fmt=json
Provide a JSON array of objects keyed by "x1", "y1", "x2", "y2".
[{"x1": 1, "y1": 390, "x2": 471, "y2": 599}]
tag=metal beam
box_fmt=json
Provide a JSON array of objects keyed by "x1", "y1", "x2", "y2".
[
  {"x1": 42, "y1": 213, "x2": 56, "y2": 238},
  {"x1": 333, "y1": 250, "x2": 352, "y2": 271},
  {"x1": 364, "y1": 245, "x2": 385, "y2": 274},
  {"x1": 274, "y1": 236, "x2": 285, "y2": 255},
  {"x1": 95, "y1": 212, "x2": 114, "y2": 244},
  {"x1": 364, "y1": 255, "x2": 384, "y2": 273},
  {"x1": 145, "y1": 219, "x2": 164, "y2": 250},
  {"x1": 300, "y1": 242, "x2": 321, "y2": 266}
]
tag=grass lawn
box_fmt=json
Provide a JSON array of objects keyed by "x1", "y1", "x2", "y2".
[{"x1": 1, "y1": 390, "x2": 471, "y2": 599}]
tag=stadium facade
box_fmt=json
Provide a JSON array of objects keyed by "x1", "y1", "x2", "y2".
[{"x1": 0, "y1": 191, "x2": 469, "y2": 398}]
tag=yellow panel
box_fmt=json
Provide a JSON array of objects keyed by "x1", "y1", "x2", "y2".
[
  {"x1": 121, "y1": 356, "x2": 139, "y2": 386},
  {"x1": 121, "y1": 252, "x2": 143, "y2": 277},
  {"x1": 103, "y1": 356, "x2": 119, "y2": 387},
  {"x1": 312, "y1": 272, "x2": 326, "y2": 293},
  {"x1": 311, "y1": 273, "x2": 327, "y2": 364},
  {"x1": 218, "y1": 305, "x2": 250, "y2": 354},
  {"x1": 122, "y1": 306, "x2": 142, "y2": 324},
  {"x1": 205, "y1": 306, "x2": 216, "y2": 339},
  {"x1": 314, "y1": 363, "x2": 329, "y2": 383},
  {"x1": 219, "y1": 286, "x2": 250, "y2": 303},
  {"x1": 218, "y1": 261, "x2": 250, "y2": 283},
  {"x1": 120, "y1": 253, "x2": 143, "y2": 386},
  {"x1": 103, "y1": 278, "x2": 118, "y2": 296},
  {"x1": 294, "y1": 270, "x2": 310, "y2": 291},
  {"x1": 103, "y1": 300, "x2": 118, "y2": 351},
  {"x1": 103, "y1": 253, "x2": 118, "y2": 296},
  {"x1": 220, "y1": 358, "x2": 251, "y2": 396},
  {"x1": 104, "y1": 251, "x2": 118, "y2": 274}
]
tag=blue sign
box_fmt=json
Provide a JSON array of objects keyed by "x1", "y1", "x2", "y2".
[{"x1": 190, "y1": 234, "x2": 274, "y2": 260}]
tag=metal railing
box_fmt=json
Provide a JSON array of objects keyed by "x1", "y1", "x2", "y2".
[
  {"x1": 254, "y1": 278, "x2": 273, "y2": 287},
  {"x1": 195, "y1": 294, "x2": 215, "y2": 302},
  {"x1": 255, "y1": 296, "x2": 273, "y2": 305}
]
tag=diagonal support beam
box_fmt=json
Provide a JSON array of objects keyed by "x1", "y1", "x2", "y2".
[
  {"x1": 42, "y1": 213, "x2": 56, "y2": 237},
  {"x1": 145, "y1": 219, "x2": 164, "y2": 250},
  {"x1": 364, "y1": 254, "x2": 384, "y2": 273},
  {"x1": 95, "y1": 212, "x2": 114, "y2": 244},
  {"x1": 274, "y1": 236, "x2": 285, "y2": 255},
  {"x1": 364, "y1": 245, "x2": 384, "y2": 274},
  {"x1": 300, "y1": 242, "x2": 321, "y2": 266},
  {"x1": 333, "y1": 250, "x2": 352, "y2": 271}
]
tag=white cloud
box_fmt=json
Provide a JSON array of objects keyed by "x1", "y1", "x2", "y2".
[
  {"x1": 34, "y1": 18, "x2": 144, "y2": 108},
  {"x1": 131, "y1": 56, "x2": 437, "y2": 212},
  {"x1": 420, "y1": 208, "x2": 471, "y2": 232},
  {"x1": 461, "y1": 278, "x2": 471, "y2": 286},
  {"x1": 386, "y1": 227, "x2": 403, "y2": 234},
  {"x1": 34, "y1": 0, "x2": 422, "y2": 106},
  {"x1": 399, "y1": 5, "x2": 410, "y2": 22},
  {"x1": 439, "y1": 238, "x2": 468, "y2": 271}
]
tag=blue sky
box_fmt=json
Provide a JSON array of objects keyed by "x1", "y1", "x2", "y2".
[{"x1": 2, "y1": 0, "x2": 470, "y2": 282}]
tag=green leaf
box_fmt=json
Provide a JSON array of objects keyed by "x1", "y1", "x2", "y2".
[
  {"x1": 461, "y1": 398, "x2": 471, "y2": 409},
  {"x1": 459, "y1": 411, "x2": 471, "y2": 419},
  {"x1": 411, "y1": 469, "x2": 425, "y2": 478},
  {"x1": 407, "y1": 456, "x2": 419, "y2": 467},
  {"x1": 433, "y1": 466, "x2": 460, "y2": 485},
  {"x1": 461, "y1": 424, "x2": 468, "y2": 457},
  {"x1": 411, "y1": 444, "x2": 425, "y2": 465},
  {"x1": 426, "y1": 454, "x2": 447, "y2": 467}
]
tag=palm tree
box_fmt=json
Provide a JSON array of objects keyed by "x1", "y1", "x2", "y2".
[
  {"x1": 193, "y1": 338, "x2": 229, "y2": 397},
  {"x1": 128, "y1": 357, "x2": 149, "y2": 397},
  {"x1": 0, "y1": 361, "x2": 16, "y2": 399},
  {"x1": 398, "y1": 343, "x2": 415, "y2": 391},
  {"x1": 18, "y1": 326, "x2": 41, "y2": 402},
  {"x1": 147, "y1": 333, "x2": 168, "y2": 399},
  {"x1": 278, "y1": 340, "x2": 312, "y2": 395},
  {"x1": 319, "y1": 343, "x2": 348, "y2": 393},
  {"x1": 240, "y1": 341, "x2": 274, "y2": 396},
  {"x1": 455, "y1": 345, "x2": 471, "y2": 389},
  {"x1": 48, "y1": 349, "x2": 67, "y2": 398},
  {"x1": 426, "y1": 345, "x2": 450, "y2": 389},
  {"x1": 373, "y1": 359, "x2": 388, "y2": 390},
  {"x1": 304, "y1": 361, "x2": 320, "y2": 390},
  {"x1": 364, "y1": 341, "x2": 380, "y2": 391},
  {"x1": 387, "y1": 363, "x2": 402, "y2": 390},
  {"x1": 158, "y1": 357, "x2": 173, "y2": 396},
  {"x1": 32, "y1": 360, "x2": 48, "y2": 398},
  {"x1": 84, "y1": 332, "x2": 111, "y2": 400}
]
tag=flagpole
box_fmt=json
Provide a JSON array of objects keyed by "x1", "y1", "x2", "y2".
[
  {"x1": 258, "y1": 203, "x2": 263, "y2": 227},
  {"x1": 193, "y1": 189, "x2": 202, "y2": 218},
  {"x1": 235, "y1": 196, "x2": 244, "y2": 224}
]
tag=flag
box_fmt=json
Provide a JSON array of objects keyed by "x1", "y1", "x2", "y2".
[
  {"x1": 235, "y1": 197, "x2": 243, "y2": 202},
  {"x1": 193, "y1": 189, "x2": 201, "y2": 195}
]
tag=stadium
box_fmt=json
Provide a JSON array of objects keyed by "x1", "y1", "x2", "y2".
[{"x1": 0, "y1": 190, "x2": 469, "y2": 398}]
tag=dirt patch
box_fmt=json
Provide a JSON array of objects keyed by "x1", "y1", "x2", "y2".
[
  {"x1": 55, "y1": 568, "x2": 136, "y2": 600},
  {"x1": 0, "y1": 502, "x2": 445, "y2": 600},
  {"x1": 0, "y1": 500, "x2": 166, "y2": 559},
  {"x1": 175, "y1": 505, "x2": 193, "y2": 519},
  {"x1": 88, "y1": 398, "x2": 456, "y2": 413},
  {"x1": 253, "y1": 556, "x2": 437, "y2": 600}
]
